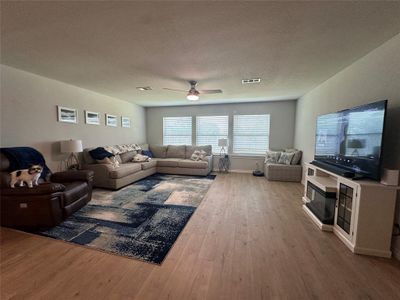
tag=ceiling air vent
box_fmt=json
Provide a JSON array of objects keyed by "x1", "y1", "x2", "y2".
[{"x1": 241, "y1": 78, "x2": 261, "y2": 84}]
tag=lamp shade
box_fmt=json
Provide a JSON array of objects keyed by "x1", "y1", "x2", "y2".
[
  {"x1": 218, "y1": 138, "x2": 228, "y2": 147},
  {"x1": 60, "y1": 139, "x2": 83, "y2": 153}
]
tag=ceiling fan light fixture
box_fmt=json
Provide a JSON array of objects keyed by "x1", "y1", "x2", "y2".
[{"x1": 187, "y1": 93, "x2": 199, "y2": 101}]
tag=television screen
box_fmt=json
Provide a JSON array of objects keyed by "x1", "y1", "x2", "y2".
[{"x1": 314, "y1": 100, "x2": 387, "y2": 180}]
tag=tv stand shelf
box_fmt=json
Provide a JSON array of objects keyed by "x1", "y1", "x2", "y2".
[
  {"x1": 303, "y1": 163, "x2": 398, "y2": 258},
  {"x1": 307, "y1": 176, "x2": 337, "y2": 193}
]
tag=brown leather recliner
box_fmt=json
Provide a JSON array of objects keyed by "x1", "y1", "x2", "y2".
[{"x1": 0, "y1": 153, "x2": 94, "y2": 228}]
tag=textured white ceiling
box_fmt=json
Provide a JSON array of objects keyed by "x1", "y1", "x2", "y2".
[{"x1": 1, "y1": 1, "x2": 400, "y2": 107}]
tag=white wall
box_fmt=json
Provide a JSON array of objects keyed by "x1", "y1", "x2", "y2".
[
  {"x1": 294, "y1": 34, "x2": 400, "y2": 259},
  {"x1": 146, "y1": 100, "x2": 296, "y2": 171},
  {"x1": 0, "y1": 65, "x2": 146, "y2": 171}
]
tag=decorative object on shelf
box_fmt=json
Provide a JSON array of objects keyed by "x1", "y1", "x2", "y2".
[
  {"x1": 57, "y1": 106, "x2": 77, "y2": 123},
  {"x1": 121, "y1": 116, "x2": 131, "y2": 128},
  {"x1": 252, "y1": 162, "x2": 264, "y2": 177},
  {"x1": 60, "y1": 139, "x2": 83, "y2": 170},
  {"x1": 85, "y1": 111, "x2": 100, "y2": 125},
  {"x1": 218, "y1": 138, "x2": 228, "y2": 156},
  {"x1": 106, "y1": 114, "x2": 117, "y2": 127}
]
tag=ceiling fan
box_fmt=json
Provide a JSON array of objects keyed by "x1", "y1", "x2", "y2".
[{"x1": 163, "y1": 80, "x2": 222, "y2": 101}]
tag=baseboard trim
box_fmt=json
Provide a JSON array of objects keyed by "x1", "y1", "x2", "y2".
[{"x1": 353, "y1": 246, "x2": 392, "y2": 258}]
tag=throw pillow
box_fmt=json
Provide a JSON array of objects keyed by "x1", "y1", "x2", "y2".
[
  {"x1": 132, "y1": 153, "x2": 150, "y2": 163},
  {"x1": 142, "y1": 150, "x2": 153, "y2": 158},
  {"x1": 198, "y1": 150, "x2": 208, "y2": 161},
  {"x1": 96, "y1": 156, "x2": 120, "y2": 168},
  {"x1": 120, "y1": 150, "x2": 138, "y2": 163},
  {"x1": 190, "y1": 150, "x2": 201, "y2": 161},
  {"x1": 264, "y1": 151, "x2": 281, "y2": 164},
  {"x1": 278, "y1": 152, "x2": 295, "y2": 165},
  {"x1": 89, "y1": 147, "x2": 114, "y2": 160},
  {"x1": 104, "y1": 145, "x2": 121, "y2": 155},
  {"x1": 284, "y1": 149, "x2": 302, "y2": 165}
]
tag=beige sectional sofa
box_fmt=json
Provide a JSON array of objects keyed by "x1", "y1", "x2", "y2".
[
  {"x1": 150, "y1": 145, "x2": 213, "y2": 176},
  {"x1": 81, "y1": 144, "x2": 213, "y2": 190}
]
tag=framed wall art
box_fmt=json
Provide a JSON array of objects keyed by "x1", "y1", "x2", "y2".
[
  {"x1": 58, "y1": 106, "x2": 78, "y2": 123},
  {"x1": 85, "y1": 111, "x2": 100, "y2": 125},
  {"x1": 121, "y1": 116, "x2": 131, "y2": 128},
  {"x1": 106, "y1": 114, "x2": 117, "y2": 127}
]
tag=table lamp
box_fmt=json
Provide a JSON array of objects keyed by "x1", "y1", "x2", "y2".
[
  {"x1": 218, "y1": 138, "x2": 228, "y2": 156},
  {"x1": 60, "y1": 139, "x2": 83, "y2": 170}
]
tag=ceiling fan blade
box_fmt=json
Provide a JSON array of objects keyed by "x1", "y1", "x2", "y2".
[
  {"x1": 163, "y1": 88, "x2": 187, "y2": 93},
  {"x1": 199, "y1": 89, "x2": 223, "y2": 94}
]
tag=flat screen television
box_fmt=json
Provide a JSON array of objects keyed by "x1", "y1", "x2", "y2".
[{"x1": 313, "y1": 100, "x2": 387, "y2": 180}]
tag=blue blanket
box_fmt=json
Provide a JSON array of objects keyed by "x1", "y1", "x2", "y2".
[{"x1": 0, "y1": 147, "x2": 51, "y2": 179}]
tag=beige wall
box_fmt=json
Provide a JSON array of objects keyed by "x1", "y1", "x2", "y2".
[
  {"x1": 0, "y1": 65, "x2": 146, "y2": 171},
  {"x1": 294, "y1": 34, "x2": 400, "y2": 258},
  {"x1": 146, "y1": 100, "x2": 296, "y2": 171}
]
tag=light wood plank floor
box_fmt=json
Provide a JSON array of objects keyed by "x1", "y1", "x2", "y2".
[{"x1": 1, "y1": 173, "x2": 400, "y2": 299}]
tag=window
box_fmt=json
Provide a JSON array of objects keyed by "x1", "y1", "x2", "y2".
[
  {"x1": 233, "y1": 114, "x2": 270, "y2": 154},
  {"x1": 196, "y1": 116, "x2": 229, "y2": 154},
  {"x1": 163, "y1": 117, "x2": 192, "y2": 145}
]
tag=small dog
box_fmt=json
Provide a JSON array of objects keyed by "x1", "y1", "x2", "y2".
[{"x1": 10, "y1": 165, "x2": 43, "y2": 188}]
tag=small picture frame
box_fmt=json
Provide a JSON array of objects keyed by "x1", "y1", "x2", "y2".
[
  {"x1": 121, "y1": 116, "x2": 131, "y2": 128},
  {"x1": 106, "y1": 114, "x2": 117, "y2": 127},
  {"x1": 85, "y1": 111, "x2": 100, "y2": 125},
  {"x1": 58, "y1": 106, "x2": 77, "y2": 123}
]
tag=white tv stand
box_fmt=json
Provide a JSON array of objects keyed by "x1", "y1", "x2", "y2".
[{"x1": 303, "y1": 162, "x2": 398, "y2": 258}]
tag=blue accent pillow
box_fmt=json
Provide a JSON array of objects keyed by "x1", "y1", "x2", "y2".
[
  {"x1": 89, "y1": 147, "x2": 114, "y2": 160},
  {"x1": 142, "y1": 150, "x2": 153, "y2": 158}
]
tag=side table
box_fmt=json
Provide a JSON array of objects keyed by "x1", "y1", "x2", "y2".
[{"x1": 218, "y1": 155, "x2": 230, "y2": 173}]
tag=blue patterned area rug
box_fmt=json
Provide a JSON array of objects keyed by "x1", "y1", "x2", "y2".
[{"x1": 39, "y1": 174, "x2": 216, "y2": 264}]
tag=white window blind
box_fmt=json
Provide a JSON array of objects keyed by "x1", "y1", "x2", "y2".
[
  {"x1": 163, "y1": 117, "x2": 192, "y2": 145},
  {"x1": 196, "y1": 116, "x2": 229, "y2": 154},
  {"x1": 233, "y1": 114, "x2": 270, "y2": 154}
]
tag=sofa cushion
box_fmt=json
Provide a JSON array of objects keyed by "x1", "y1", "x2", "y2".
[
  {"x1": 150, "y1": 145, "x2": 167, "y2": 158},
  {"x1": 278, "y1": 152, "x2": 295, "y2": 165},
  {"x1": 167, "y1": 145, "x2": 186, "y2": 159},
  {"x1": 264, "y1": 151, "x2": 281, "y2": 164},
  {"x1": 109, "y1": 163, "x2": 142, "y2": 179},
  {"x1": 63, "y1": 181, "x2": 89, "y2": 206},
  {"x1": 82, "y1": 148, "x2": 96, "y2": 164},
  {"x1": 284, "y1": 149, "x2": 302, "y2": 165},
  {"x1": 178, "y1": 159, "x2": 208, "y2": 169},
  {"x1": 156, "y1": 158, "x2": 180, "y2": 167},
  {"x1": 120, "y1": 150, "x2": 138, "y2": 163},
  {"x1": 141, "y1": 159, "x2": 157, "y2": 170},
  {"x1": 185, "y1": 145, "x2": 212, "y2": 159}
]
